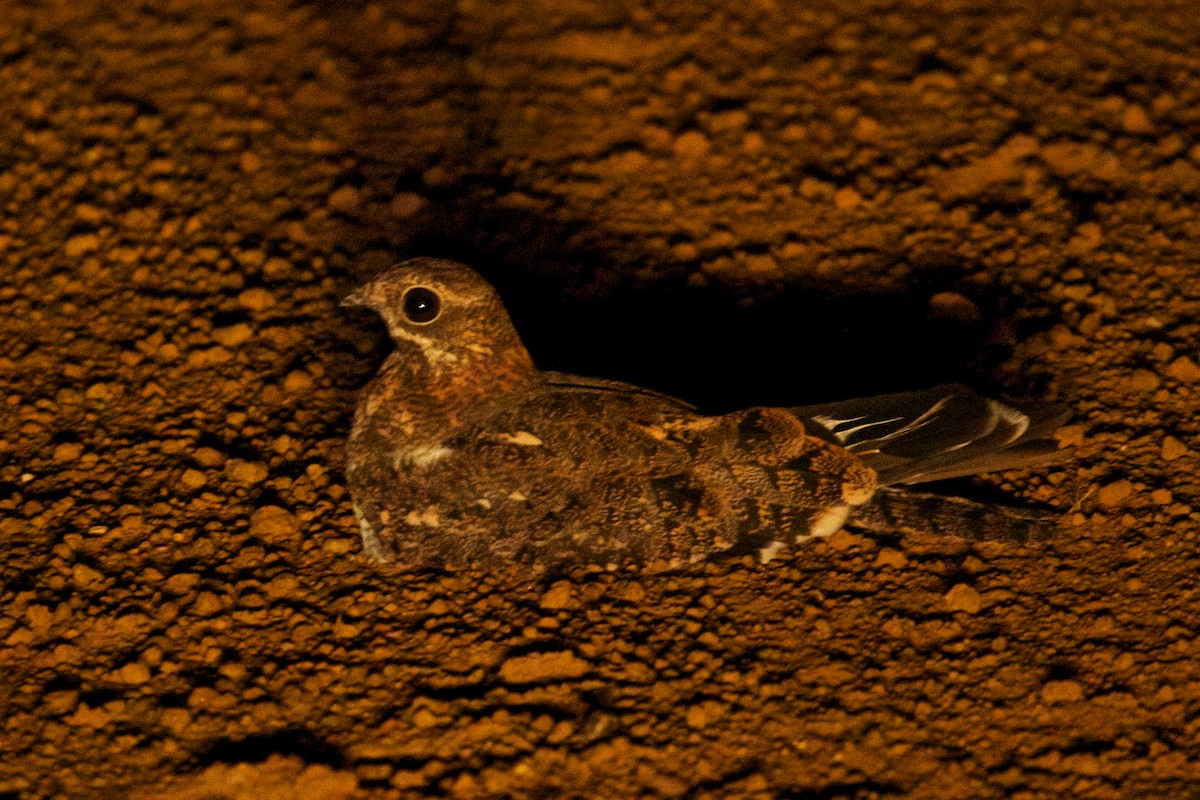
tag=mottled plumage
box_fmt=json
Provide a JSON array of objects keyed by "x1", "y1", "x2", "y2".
[{"x1": 344, "y1": 258, "x2": 1067, "y2": 569}]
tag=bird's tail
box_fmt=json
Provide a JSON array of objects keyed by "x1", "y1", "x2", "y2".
[
  {"x1": 790, "y1": 384, "x2": 1069, "y2": 486},
  {"x1": 848, "y1": 486, "x2": 1058, "y2": 543}
]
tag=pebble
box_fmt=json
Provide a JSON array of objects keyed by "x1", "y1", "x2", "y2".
[
  {"x1": 210, "y1": 323, "x2": 252, "y2": 347},
  {"x1": 53, "y1": 442, "x2": 83, "y2": 462},
  {"x1": 237, "y1": 287, "x2": 276, "y2": 311},
  {"x1": 412, "y1": 708, "x2": 438, "y2": 728},
  {"x1": 944, "y1": 584, "x2": 982, "y2": 614},
  {"x1": 193, "y1": 447, "x2": 224, "y2": 468},
  {"x1": 164, "y1": 572, "x2": 200, "y2": 595},
  {"x1": 72, "y1": 563, "x2": 103, "y2": 588},
  {"x1": 328, "y1": 185, "x2": 360, "y2": 212},
  {"x1": 249, "y1": 505, "x2": 300, "y2": 543},
  {"x1": 537, "y1": 581, "x2": 577, "y2": 610},
  {"x1": 833, "y1": 186, "x2": 862, "y2": 210},
  {"x1": 119, "y1": 662, "x2": 151, "y2": 684},
  {"x1": 1122, "y1": 104, "x2": 1154, "y2": 134},
  {"x1": 622, "y1": 582, "x2": 646, "y2": 602},
  {"x1": 64, "y1": 233, "x2": 100, "y2": 257},
  {"x1": 1161, "y1": 436, "x2": 1189, "y2": 461},
  {"x1": 1166, "y1": 356, "x2": 1200, "y2": 382},
  {"x1": 193, "y1": 592, "x2": 224, "y2": 616},
  {"x1": 179, "y1": 468, "x2": 207, "y2": 490},
  {"x1": 1042, "y1": 679, "x2": 1084, "y2": 703},
  {"x1": 499, "y1": 650, "x2": 590, "y2": 684},
  {"x1": 282, "y1": 370, "x2": 314, "y2": 393},
  {"x1": 390, "y1": 192, "x2": 427, "y2": 218},
  {"x1": 928, "y1": 291, "x2": 982, "y2": 324},
  {"x1": 673, "y1": 130, "x2": 710, "y2": 159},
  {"x1": 873, "y1": 548, "x2": 908, "y2": 569},
  {"x1": 1096, "y1": 479, "x2": 1133, "y2": 508},
  {"x1": 228, "y1": 460, "x2": 269, "y2": 485}
]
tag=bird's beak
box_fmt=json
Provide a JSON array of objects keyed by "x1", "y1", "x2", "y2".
[{"x1": 340, "y1": 288, "x2": 369, "y2": 309}]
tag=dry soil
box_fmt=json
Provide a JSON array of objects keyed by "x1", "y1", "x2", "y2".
[{"x1": 2, "y1": 1, "x2": 1199, "y2": 798}]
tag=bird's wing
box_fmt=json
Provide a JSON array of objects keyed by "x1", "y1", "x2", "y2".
[
  {"x1": 790, "y1": 384, "x2": 1069, "y2": 485},
  {"x1": 541, "y1": 371, "x2": 698, "y2": 411},
  {"x1": 438, "y1": 388, "x2": 720, "y2": 564}
]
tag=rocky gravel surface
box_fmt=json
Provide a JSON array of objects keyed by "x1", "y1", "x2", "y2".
[{"x1": 2, "y1": 1, "x2": 1199, "y2": 798}]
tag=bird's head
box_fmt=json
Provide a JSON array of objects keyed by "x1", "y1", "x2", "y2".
[{"x1": 342, "y1": 257, "x2": 529, "y2": 373}]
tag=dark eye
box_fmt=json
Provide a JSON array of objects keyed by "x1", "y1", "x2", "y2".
[{"x1": 402, "y1": 287, "x2": 441, "y2": 324}]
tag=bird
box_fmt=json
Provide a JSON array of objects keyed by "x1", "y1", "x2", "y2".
[{"x1": 342, "y1": 257, "x2": 1068, "y2": 569}]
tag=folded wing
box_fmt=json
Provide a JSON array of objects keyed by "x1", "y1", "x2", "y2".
[{"x1": 791, "y1": 384, "x2": 1068, "y2": 485}]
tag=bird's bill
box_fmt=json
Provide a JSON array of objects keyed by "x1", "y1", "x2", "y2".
[{"x1": 340, "y1": 287, "x2": 370, "y2": 308}]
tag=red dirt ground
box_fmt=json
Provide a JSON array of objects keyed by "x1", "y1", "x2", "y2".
[{"x1": 2, "y1": 1, "x2": 1199, "y2": 798}]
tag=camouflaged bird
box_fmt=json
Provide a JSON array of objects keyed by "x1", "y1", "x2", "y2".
[{"x1": 343, "y1": 258, "x2": 1068, "y2": 569}]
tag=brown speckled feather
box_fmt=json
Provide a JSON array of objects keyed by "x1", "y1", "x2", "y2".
[{"x1": 344, "y1": 258, "x2": 1065, "y2": 569}]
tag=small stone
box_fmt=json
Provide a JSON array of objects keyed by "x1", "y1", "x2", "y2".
[
  {"x1": 928, "y1": 291, "x2": 982, "y2": 324},
  {"x1": 160, "y1": 708, "x2": 191, "y2": 733},
  {"x1": 193, "y1": 592, "x2": 224, "y2": 616},
  {"x1": 328, "y1": 185, "x2": 360, "y2": 212},
  {"x1": 1121, "y1": 104, "x2": 1154, "y2": 134},
  {"x1": 1162, "y1": 436, "x2": 1189, "y2": 461},
  {"x1": 833, "y1": 186, "x2": 862, "y2": 210},
  {"x1": 499, "y1": 651, "x2": 590, "y2": 684},
  {"x1": 283, "y1": 370, "x2": 314, "y2": 393},
  {"x1": 237, "y1": 287, "x2": 276, "y2": 311},
  {"x1": 826, "y1": 529, "x2": 859, "y2": 550},
  {"x1": 538, "y1": 581, "x2": 576, "y2": 610},
  {"x1": 1042, "y1": 679, "x2": 1084, "y2": 703},
  {"x1": 164, "y1": 572, "x2": 200, "y2": 595},
  {"x1": 873, "y1": 547, "x2": 908, "y2": 569},
  {"x1": 72, "y1": 563, "x2": 103, "y2": 588},
  {"x1": 211, "y1": 323, "x2": 253, "y2": 347},
  {"x1": 180, "y1": 468, "x2": 207, "y2": 490},
  {"x1": 249, "y1": 505, "x2": 300, "y2": 543},
  {"x1": 228, "y1": 460, "x2": 269, "y2": 485},
  {"x1": 1129, "y1": 369, "x2": 1161, "y2": 392},
  {"x1": 944, "y1": 583, "x2": 981, "y2": 614},
  {"x1": 185, "y1": 346, "x2": 233, "y2": 368},
  {"x1": 1096, "y1": 479, "x2": 1133, "y2": 508},
  {"x1": 69, "y1": 704, "x2": 110, "y2": 728},
  {"x1": 412, "y1": 708, "x2": 438, "y2": 728},
  {"x1": 43, "y1": 690, "x2": 80, "y2": 715},
  {"x1": 194, "y1": 448, "x2": 224, "y2": 468},
  {"x1": 53, "y1": 442, "x2": 83, "y2": 462},
  {"x1": 65, "y1": 233, "x2": 100, "y2": 257},
  {"x1": 672, "y1": 130, "x2": 710, "y2": 159},
  {"x1": 264, "y1": 574, "x2": 299, "y2": 599},
  {"x1": 390, "y1": 193, "x2": 427, "y2": 218},
  {"x1": 239, "y1": 151, "x2": 262, "y2": 172},
  {"x1": 1166, "y1": 356, "x2": 1200, "y2": 382},
  {"x1": 685, "y1": 701, "x2": 724, "y2": 729},
  {"x1": 1056, "y1": 425, "x2": 1085, "y2": 448},
  {"x1": 119, "y1": 662, "x2": 151, "y2": 684}
]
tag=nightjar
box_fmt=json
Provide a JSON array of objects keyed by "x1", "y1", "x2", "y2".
[{"x1": 343, "y1": 258, "x2": 1067, "y2": 569}]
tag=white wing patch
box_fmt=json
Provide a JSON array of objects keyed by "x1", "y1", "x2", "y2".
[
  {"x1": 394, "y1": 444, "x2": 452, "y2": 469},
  {"x1": 989, "y1": 399, "x2": 1030, "y2": 445},
  {"x1": 810, "y1": 413, "x2": 904, "y2": 443},
  {"x1": 494, "y1": 431, "x2": 544, "y2": 446},
  {"x1": 353, "y1": 503, "x2": 386, "y2": 561},
  {"x1": 794, "y1": 505, "x2": 850, "y2": 544},
  {"x1": 758, "y1": 540, "x2": 787, "y2": 564}
]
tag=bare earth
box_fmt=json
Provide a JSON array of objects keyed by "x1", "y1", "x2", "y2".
[{"x1": 2, "y1": 1, "x2": 1199, "y2": 798}]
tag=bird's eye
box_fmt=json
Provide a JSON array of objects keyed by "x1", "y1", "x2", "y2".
[{"x1": 402, "y1": 287, "x2": 441, "y2": 324}]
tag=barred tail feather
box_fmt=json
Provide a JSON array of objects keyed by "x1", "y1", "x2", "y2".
[{"x1": 848, "y1": 487, "x2": 1058, "y2": 543}]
